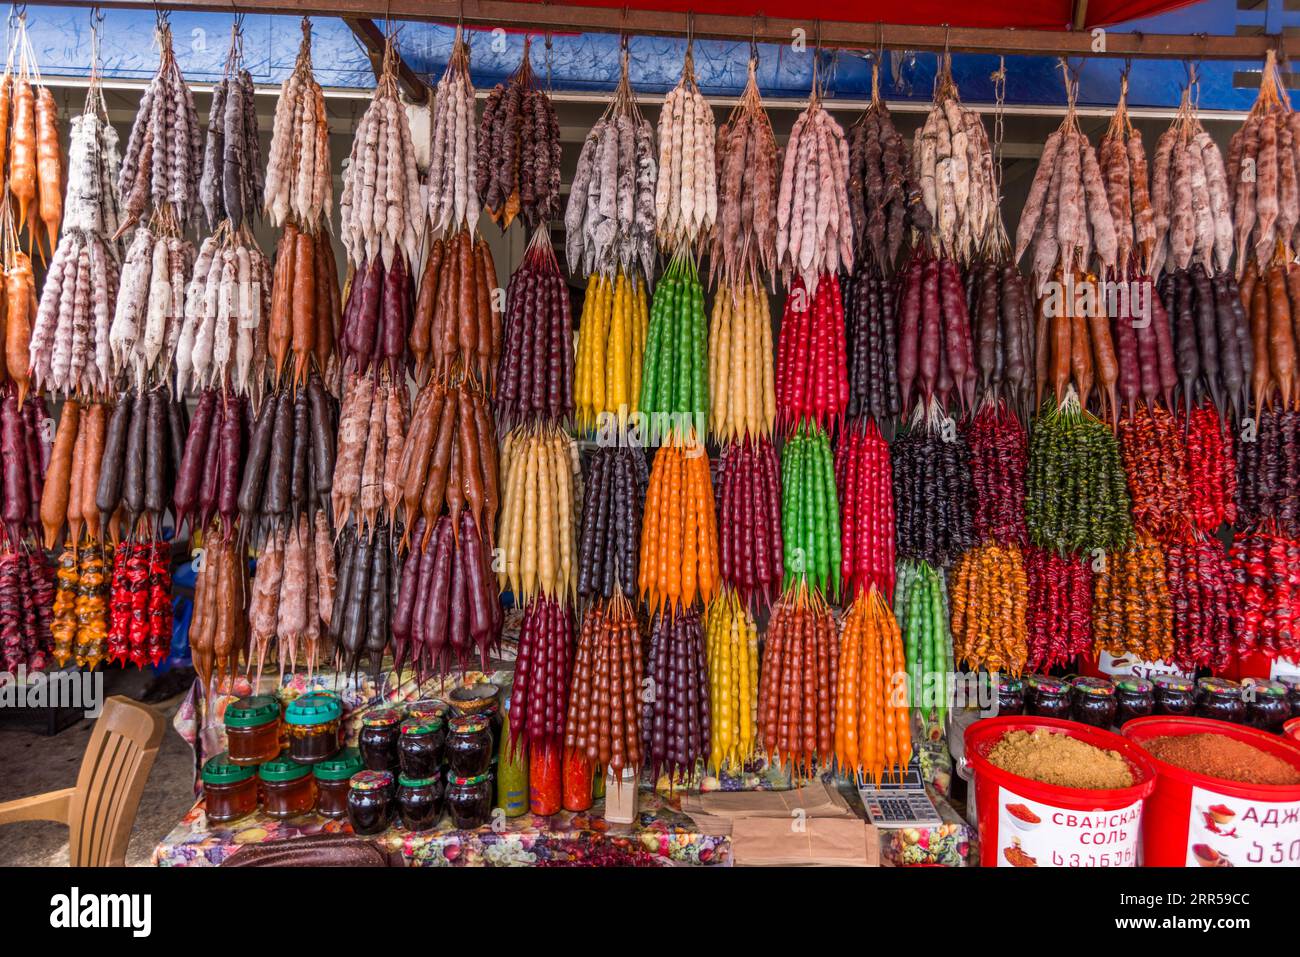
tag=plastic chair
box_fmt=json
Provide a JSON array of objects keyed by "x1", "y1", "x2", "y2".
[{"x1": 0, "y1": 695, "x2": 166, "y2": 866}]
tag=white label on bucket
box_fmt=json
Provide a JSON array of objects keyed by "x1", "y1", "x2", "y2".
[
  {"x1": 995, "y1": 789, "x2": 1143, "y2": 867},
  {"x1": 1184, "y1": 786, "x2": 1300, "y2": 867},
  {"x1": 1268, "y1": 657, "x2": 1299, "y2": 681}
]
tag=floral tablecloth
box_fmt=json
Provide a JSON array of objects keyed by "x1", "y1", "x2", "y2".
[{"x1": 152, "y1": 790, "x2": 730, "y2": 867}]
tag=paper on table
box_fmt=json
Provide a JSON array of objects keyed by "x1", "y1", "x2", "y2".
[
  {"x1": 680, "y1": 780, "x2": 855, "y2": 819},
  {"x1": 730, "y1": 816, "x2": 879, "y2": 866}
]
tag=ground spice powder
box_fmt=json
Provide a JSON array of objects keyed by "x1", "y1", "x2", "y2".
[
  {"x1": 986, "y1": 728, "x2": 1135, "y2": 789},
  {"x1": 1144, "y1": 733, "x2": 1300, "y2": 786}
]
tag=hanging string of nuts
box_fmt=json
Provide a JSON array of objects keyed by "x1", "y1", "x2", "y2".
[
  {"x1": 428, "y1": 27, "x2": 481, "y2": 240},
  {"x1": 1098, "y1": 72, "x2": 1157, "y2": 274},
  {"x1": 655, "y1": 41, "x2": 716, "y2": 252},
  {"x1": 776, "y1": 90, "x2": 852, "y2": 291},
  {"x1": 264, "y1": 18, "x2": 332, "y2": 230},
  {"x1": 198, "y1": 23, "x2": 263, "y2": 234},
  {"x1": 1229, "y1": 50, "x2": 1295, "y2": 270}
]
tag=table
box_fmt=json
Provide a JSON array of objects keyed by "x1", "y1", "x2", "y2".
[{"x1": 152, "y1": 790, "x2": 731, "y2": 867}]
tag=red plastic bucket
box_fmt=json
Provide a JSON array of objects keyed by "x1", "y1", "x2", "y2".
[
  {"x1": 1123, "y1": 717, "x2": 1300, "y2": 867},
  {"x1": 964, "y1": 716, "x2": 1157, "y2": 868},
  {"x1": 1286, "y1": 718, "x2": 1300, "y2": 745}
]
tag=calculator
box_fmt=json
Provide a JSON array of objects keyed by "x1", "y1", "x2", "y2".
[{"x1": 856, "y1": 758, "x2": 943, "y2": 828}]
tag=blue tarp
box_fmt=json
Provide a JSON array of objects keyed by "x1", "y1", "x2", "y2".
[{"x1": 18, "y1": 0, "x2": 1300, "y2": 110}]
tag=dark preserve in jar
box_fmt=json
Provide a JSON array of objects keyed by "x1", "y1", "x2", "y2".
[
  {"x1": 996, "y1": 676, "x2": 1024, "y2": 716},
  {"x1": 359, "y1": 709, "x2": 404, "y2": 771},
  {"x1": 1112, "y1": 677, "x2": 1154, "y2": 727},
  {"x1": 224, "y1": 695, "x2": 281, "y2": 766},
  {"x1": 449, "y1": 684, "x2": 502, "y2": 753},
  {"x1": 1275, "y1": 674, "x2": 1300, "y2": 719},
  {"x1": 259, "y1": 753, "x2": 317, "y2": 818},
  {"x1": 446, "y1": 772, "x2": 493, "y2": 829},
  {"x1": 284, "y1": 691, "x2": 342, "y2": 764},
  {"x1": 347, "y1": 770, "x2": 394, "y2": 835},
  {"x1": 397, "y1": 774, "x2": 444, "y2": 832},
  {"x1": 314, "y1": 749, "x2": 364, "y2": 818},
  {"x1": 1197, "y1": 677, "x2": 1246, "y2": 724},
  {"x1": 447, "y1": 715, "x2": 493, "y2": 778},
  {"x1": 202, "y1": 753, "x2": 259, "y2": 824},
  {"x1": 1247, "y1": 680, "x2": 1291, "y2": 733},
  {"x1": 1071, "y1": 677, "x2": 1117, "y2": 728},
  {"x1": 1025, "y1": 676, "x2": 1071, "y2": 720},
  {"x1": 398, "y1": 719, "x2": 446, "y2": 778},
  {"x1": 1153, "y1": 674, "x2": 1196, "y2": 716}
]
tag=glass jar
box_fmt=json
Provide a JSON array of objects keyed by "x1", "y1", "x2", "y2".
[
  {"x1": 397, "y1": 774, "x2": 444, "y2": 832},
  {"x1": 496, "y1": 697, "x2": 529, "y2": 818},
  {"x1": 449, "y1": 683, "x2": 502, "y2": 753},
  {"x1": 1112, "y1": 677, "x2": 1154, "y2": 728},
  {"x1": 1278, "y1": 674, "x2": 1300, "y2": 718},
  {"x1": 398, "y1": 719, "x2": 446, "y2": 779},
  {"x1": 529, "y1": 739, "x2": 562, "y2": 816},
  {"x1": 202, "y1": 753, "x2": 259, "y2": 824},
  {"x1": 259, "y1": 753, "x2": 317, "y2": 819},
  {"x1": 284, "y1": 691, "x2": 342, "y2": 764},
  {"x1": 995, "y1": 675, "x2": 1024, "y2": 716},
  {"x1": 358, "y1": 708, "x2": 404, "y2": 772},
  {"x1": 446, "y1": 772, "x2": 493, "y2": 829},
  {"x1": 447, "y1": 715, "x2": 493, "y2": 778},
  {"x1": 562, "y1": 746, "x2": 594, "y2": 813},
  {"x1": 347, "y1": 770, "x2": 394, "y2": 835},
  {"x1": 1071, "y1": 677, "x2": 1117, "y2": 728},
  {"x1": 1025, "y1": 676, "x2": 1071, "y2": 720},
  {"x1": 1153, "y1": 674, "x2": 1197, "y2": 716},
  {"x1": 223, "y1": 695, "x2": 281, "y2": 766},
  {"x1": 314, "y1": 748, "x2": 364, "y2": 818},
  {"x1": 1197, "y1": 677, "x2": 1246, "y2": 724},
  {"x1": 1246, "y1": 679, "x2": 1291, "y2": 733}
]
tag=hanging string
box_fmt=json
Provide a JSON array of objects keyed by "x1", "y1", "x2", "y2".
[{"x1": 992, "y1": 55, "x2": 1006, "y2": 198}]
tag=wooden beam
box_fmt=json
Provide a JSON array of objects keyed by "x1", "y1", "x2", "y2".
[
  {"x1": 343, "y1": 16, "x2": 428, "y2": 102},
  {"x1": 1072, "y1": 0, "x2": 1090, "y2": 33},
  {"x1": 25, "y1": 0, "x2": 1284, "y2": 61}
]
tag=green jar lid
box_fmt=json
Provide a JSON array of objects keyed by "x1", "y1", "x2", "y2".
[
  {"x1": 1114, "y1": 676, "x2": 1153, "y2": 695},
  {"x1": 449, "y1": 715, "x2": 489, "y2": 735},
  {"x1": 259, "y1": 752, "x2": 312, "y2": 782},
  {"x1": 398, "y1": 773, "x2": 440, "y2": 788},
  {"x1": 1198, "y1": 677, "x2": 1241, "y2": 697},
  {"x1": 1250, "y1": 679, "x2": 1287, "y2": 699},
  {"x1": 349, "y1": 770, "x2": 393, "y2": 791},
  {"x1": 1072, "y1": 676, "x2": 1115, "y2": 697},
  {"x1": 401, "y1": 718, "x2": 443, "y2": 736},
  {"x1": 224, "y1": 694, "x2": 280, "y2": 728},
  {"x1": 314, "y1": 748, "x2": 364, "y2": 781},
  {"x1": 202, "y1": 752, "x2": 257, "y2": 785},
  {"x1": 362, "y1": 708, "x2": 404, "y2": 728},
  {"x1": 284, "y1": 691, "x2": 342, "y2": 726},
  {"x1": 1153, "y1": 673, "x2": 1195, "y2": 693},
  {"x1": 448, "y1": 771, "x2": 493, "y2": 787}
]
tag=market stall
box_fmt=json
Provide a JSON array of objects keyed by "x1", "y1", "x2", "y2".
[{"x1": 2, "y1": 0, "x2": 1300, "y2": 870}]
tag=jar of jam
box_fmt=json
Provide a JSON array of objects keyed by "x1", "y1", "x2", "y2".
[
  {"x1": 284, "y1": 691, "x2": 342, "y2": 764},
  {"x1": 995, "y1": 675, "x2": 1024, "y2": 716},
  {"x1": 1071, "y1": 677, "x2": 1117, "y2": 728},
  {"x1": 1112, "y1": 676, "x2": 1154, "y2": 727},
  {"x1": 1197, "y1": 677, "x2": 1246, "y2": 724},
  {"x1": 259, "y1": 753, "x2": 317, "y2": 818},
  {"x1": 398, "y1": 719, "x2": 446, "y2": 779},
  {"x1": 447, "y1": 715, "x2": 493, "y2": 778},
  {"x1": 223, "y1": 695, "x2": 281, "y2": 766},
  {"x1": 397, "y1": 774, "x2": 444, "y2": 832},
  {"x1": 406, "y1": 699, "x2": 447, "y2": 723},
  {"x1": 347, "y1": 770, "x2": 394, "y2": 835},
  {"x1": 446, "y1": 772, "x2": 493, "y2": 829},
  {"x1": 1278, "y1": 674, "x2": 1300, "y2": 718},
  {"x1": 314, "y1": 748, "x2": 364, "y2": 818},
  {"x1": 1246, "y1": 679, "x2": 1291, "y2": 733},
  {"x1": 1025, "y1": 675, "x2": 1071, "y2": 720},
  {"x1": 202, "y1": 753, "x2": 259, "y2": 824},
  {"x1": 358, "y1": 708, "x2": 404, "y2": 771},
  {"x1": 1153, "y1": 674, "x2": 1197, "y2": 716}
]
